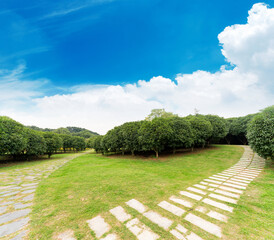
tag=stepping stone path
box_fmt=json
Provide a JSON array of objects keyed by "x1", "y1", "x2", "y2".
[
  {"x1": 82, "y1": 146, "x2": 265, "y2": 239},
  {"x1": 0, "y1": 151, "x2": 90, "y2": 240}
]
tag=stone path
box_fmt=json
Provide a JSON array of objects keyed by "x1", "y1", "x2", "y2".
[
  {"x1": 0, "y1": 152, "x2": 90, "y2": 240},
  {"x1": 60, "y1": 146, "x2": 264, "y2": 240}
]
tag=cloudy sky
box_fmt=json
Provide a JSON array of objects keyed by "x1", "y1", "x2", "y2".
[{"x1": 0, "y1": 0, "x2": 273, "y2": 134}]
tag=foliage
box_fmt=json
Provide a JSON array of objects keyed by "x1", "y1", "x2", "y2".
[
  {"x1": 185, "y1": 115, "x2": 213, "y2": 148},
  {"x1": 43, "y1": 132, "x2": 63, "y2": 158},
  {"x1": 205, "y1": 114, "x2": 228, "y2": 142},
  {"x1": 145, "y1": 108, "x2": 178, "y2": 121},
  {"x1": 247, "y1": 106, "x2": 274, "y2": 160},
  {"x1": 139, "y1": 118, "x2": 173, "y2": 157},
  {"x1": 72, "y1": 136, "x2": 86, "y2": 151},
  {"x1": 167, "y1": 117, "x2": 193, "y2": 153},
  {"x1": 0, "y1": 116, "x2": 27, "y2": 157},
  {"x1": 25, "y1": 129, "x2": 47, "y2": 156}
]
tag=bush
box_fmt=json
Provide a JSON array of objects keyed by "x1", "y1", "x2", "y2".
[{"x1": 247, "y1": 106, "x2": 274, "y2": 160}]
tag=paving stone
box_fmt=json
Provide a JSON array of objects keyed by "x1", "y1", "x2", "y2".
[
  {"x1": 1, "y1": 191, "x2": 19, "y2": 197},
  {"x1": 200, "y1": 181, "x2": 208, "y2": 185},
  {"x1": 209, "y1": 193, "x2": 238, "y2": 204},
  {"x1": 207, "y1": 210, "x2": 228, "y2": 223},
  {"x1": 143, "y1": 210, "x2": 173, "y2": 230},
  {"x1": 170, "y1": 229, "x2": 186, "y2": 239},
  {"x1": 126, "y1": 218, "x2": 159, "y2": 240},
  {"x1": 169, "y1": 196, "x2": 193, "y2": 208},
  {"x1": 180, "y1": 191, "x2": 202, "y2": 201},
  {"x1": 214, "y1": 189, "x2": 240, "y2": 199},
  {"x1": 186, "y1": 232, "x2": 203, "y2": 240},
  {"x1": 208, "y1": 183, "x2": 219, "y2": 188},
  {"x1": 210, "y1": 176, "x2": 228, "y2": 180},
  {"x1": 223, "y1": 182, "x2": 246, "y2": 190},
  {"x1": 0, "y1": 208, "x2": 31, "y2": 225},
  {"x1": 56, "y1": 230, "x2": 76, "y2": 240},
  {"x1": 126, "y1": 199, "x2": 147, "y2": 214},
  {"x1": 204, "y1": 179, "x2": 222, "y2": 184},
  {"x1": 14, "y1": 202, "x2": 33, "y2": 210},
  {"x1": 226, "y1": 180, "x2": 248, "y2": 186},
  {"x1": 230, "y1": 178, "x2": 250, "y2": 183},
  {"x1": 185, "y1": 213, "x2": 222, "y2": 237},
  {"x1": 10, "y1": 230, "x2": 27, "y2": 240},
  {"x1": 158, "y1": 201, "x2": 185, "y2": 216},
  {"x1": 0, "y1": 201, "x2": 14, "y2": 206},
  {"x1": 21, "y1": 189, "x2": 35, "y2": 194},
  {"x1": 193, "y1": 184, "x2": 207, "y2": 190},
  {"x1": 202, "y1": 198, "x2": 233, "y2": 212},
  {"x1": 187, "y1": 187, "x2": 206, "y2": 195},
  {"x1": 218, "y1": 186, "x2": 243, "y2": 194},
  {"x1": 100, "y1": 233, "x2": 118, "y2": 240},
  {"x1": 0, "y1": 217, "x2": 29, "y2": 237},
  {"x1": 0, "y1": 206, "x2": 7, "y2": 214},
  {"x1": 176, "y1": 224, "x2": 188, "y2": 234},
  {"x1": 86, "y1": 215, "x2": 110, "y2": 238},
  {"x1": 109, "y1": 206, "x2": 131, "y2": 222},
  {"x1": 22, "y1": 194, "x2": 34, "y2": 202}
]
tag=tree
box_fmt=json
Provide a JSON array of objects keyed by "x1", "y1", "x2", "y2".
[
  {"x1": 139, "y1": 118, "x2": 172, "y2": 157},
  {"x1": 43, "y1": 132, "x2": 63, "y2": 158},
  {"x1": 72, "y1": 136, "x2": 86, "y2": 151},
  {"x1": 145, "y1": 109, "x2": 178, "y2": 121},
  {"x1": 25, "y1": 129, "x2": 46, "y2": 156},
  {"x1": 247, "y1": 106, "x2": 274, "y2": 160},
  {"x1": 185, "y1": 115, "x2": 213, "y2": 148},
  {"x1": 60, "y1": 134, "x2": 74, "y2": 152},
  {"x1": 167, "y1": 117, "x2": 194, "y2": 153},
  {"x1": 0, "y1": 116, "x2": 27, "y2": 158},
  {"x1": 205, "y1": 115, "x2": 228, "y2": 143},
  {"x1": 102, "y1": 127, "x2": 124, "y2": 154},
  {"x1": 120, "y1": 121, "x2": 142, "y2": 155},
  {"x1": 92, "y1": 135, "x2": 104, "y2": 153},
  {"x1": 54, "y1": 127, "x2": 71, "y2": 135}
]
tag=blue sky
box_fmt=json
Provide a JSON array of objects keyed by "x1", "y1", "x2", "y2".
[
  {"x1": 1, "y1": 0, "x2": 269, "y2": 87},
  {"x1": 0, "y1": 1, "x2": 273, "y2": 133}
]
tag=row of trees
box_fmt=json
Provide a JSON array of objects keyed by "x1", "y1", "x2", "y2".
[
  {"x1": 0, "y1": 117, "x2": 86, "y2": 159},
  {"x1": 88, "y1": 114, "x2": 228, "y2": 157}
]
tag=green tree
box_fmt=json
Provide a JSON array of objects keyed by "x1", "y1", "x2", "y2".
[
  {"x1": 0, "y1": 116, "x2": 27, "y2": 158},
  {"x1": 139, "y1": 118, "x2": 172, "y2": 157},
  {"x1": 59, "y1": 134, "x2": 74, "y2": 152},
  {"x1": 72, "y1": 136, "x2": 86, "y2": 151},
  {"x1": 120, "y1": 121, "x2": 142, "y2": 155},
  {"x1": 185, "y1": 115, "x2": 213, "y2": 148},
  {"x1": 167, "y1": 117, "x2": 194, "y2": 153},
  {"x1": 247, "y1": 106, "x2": 274, "y2": 160},
  {"x1": 102, "y1": 127, "x2": 124, "y2": 154},
  {"x1": 25, "y1": 129, "x2": 47, "y2": 156},
  {"x1": 43, "y1": 132, "x2": 63, "y2": 158},
  {"x1": 145, "y1": 109, "x2": 178, "y2": 121},
  {"x1": 54, "y1": 127, "x2": 71, "y2": 135},
  {"x1": 93, "y1": 135, "x2": 104, "y2": 153},
  {"x1": 205, "y1": 115, "x2": 228, "y2": 143}
]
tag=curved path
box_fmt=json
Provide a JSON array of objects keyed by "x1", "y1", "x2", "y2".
[
  {"x1": 0, "y1": 151, "x2": 90, "y2": 240},
  {"x1": 58, "y1": 146, "x2": 264, "y2": 240}
]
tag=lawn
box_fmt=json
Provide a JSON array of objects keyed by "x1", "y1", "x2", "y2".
[{"x1": 28, "y1": 145, "x2": 247, "y2": 239}]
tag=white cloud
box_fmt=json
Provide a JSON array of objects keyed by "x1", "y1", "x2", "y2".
[{"x1": 1, "y1": 3, "x2": 274, "y2": 134}]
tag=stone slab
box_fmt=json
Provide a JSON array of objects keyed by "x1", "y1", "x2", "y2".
[
  {"x1": 143, "y1": 210, "x2": 173, "y2": 230},
  {"x1": 0, "y1": 217, "x2": 29, "y2": 238},
  {"x1": 100, "y1": 233, "x2": 118, "y2": 240},
  {"x1": 186, "y1": 232, "x2": 203, "y2": 240},
  {"x1": 185, "y1": 213, "x2": 222, "y2": 237},
  {"x1": 219, "y1": 186, "x2": 243, "y2": 194},
  {"x1": 110, "y1": 206, "x2": 131, "y2": 223},
  {"x1": 187, "y1": 187, "x2": 206, "y2": 195},
  {"x1": 0, "y1": 208, "x2": 31, "y2": 225},
  {"x1": 193, "y1": 184, "x2": 207, "y2": 190},
  {"x1": 179, "y1": 191, "x2": 202, "y2": 201},
  {"x1": 56, "y1": 230, "x2": 76, "y2": 240},
  {"x1": 86, "y1": 215, "x2": 110, "y2": 238},
  {"x1": 126, "y1": 199, "x2": 147, "y2": 214},
  {"x1": 158, "y1": 201, "x2": 185, "y2": 216},
  {"x1": 170, "y1": 229, "x2": 185, "y2": 239},
  {"x1": 202, "y1": 198, "x2": 233, "y2": 212},
  {"x1": 169, "y1": 196, "x2": 193, "y2": 208},
  {"x1": 214, "y1": 189, "x2": 240, "y2": 199},
  {"x1": 223, "y1": 182, "x2": 246, "y2": 190},
  {"x1": 209, "y1": 193, "x2": 238, "y2": 204}
]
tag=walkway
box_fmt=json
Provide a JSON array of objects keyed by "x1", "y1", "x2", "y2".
[{"x1": 0, "y1": 151, "x2": 90, "y2": 240}]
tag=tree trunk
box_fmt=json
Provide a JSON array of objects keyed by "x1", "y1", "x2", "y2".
[
  {"x1": 191, "y1": 147, "x2": 194, "y2": 152},
  {"x1": 131, "y1": 150, "x2": 134, "y2": 156},
  {"x1": 122, "y1": 150, "x2": 125, "y2": 155},
  {"x1": 173, "y1": 148, "x2": 176, "y2": 154},
  {"x1": 155, "y1": 150, "x2": 159, "y2": 158}
]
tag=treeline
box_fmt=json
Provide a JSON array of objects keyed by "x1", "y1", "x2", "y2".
[
  {"x1": 0, "y1": 116, "x2": 88, "y2": 159},
  {"x1": 88, "y1": 114, "x2": 228, "y2": 157},
  {"x1": 89, "y1": 106, "x2": 273, "y2": 159},
  {"x1": 27, "y1": 125, "x2": 98, "y2": 139}
]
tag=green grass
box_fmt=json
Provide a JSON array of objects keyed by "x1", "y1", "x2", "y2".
[
  {"x1": 29, "y1": 145, "x2": 245, "y2": 239},
  {"x1": 221, "y1": 159, "x2": 274, "y2": 240}
]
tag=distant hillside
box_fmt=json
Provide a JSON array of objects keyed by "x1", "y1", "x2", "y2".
[{"x1": 27, "y1": 126, "x2": 99, "y2": 138}]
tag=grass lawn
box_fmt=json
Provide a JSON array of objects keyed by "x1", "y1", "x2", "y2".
[
  {"x1": 28, "y1": 145, "x2": 249, "y2": 239},
  {"x1": 222, "y1": 158, "x2": 274, "y2": 240}
]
